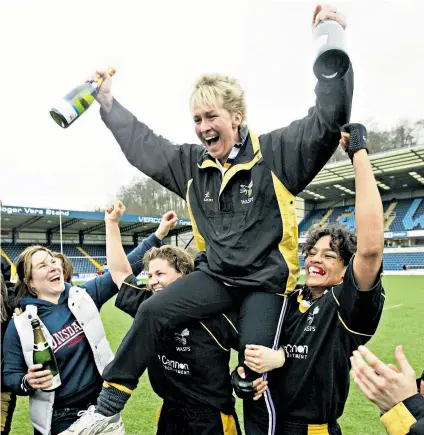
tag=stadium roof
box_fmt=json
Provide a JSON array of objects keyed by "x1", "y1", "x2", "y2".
[
  {"x1": 0, "y1": 205, "x2": 192, "y2": 238},
  {"x1": 299, "y1": 145, "x2": 424, "y2": 202},
  {"x1": 4, "y1": 146, "x2": 424, "y2": 230}
]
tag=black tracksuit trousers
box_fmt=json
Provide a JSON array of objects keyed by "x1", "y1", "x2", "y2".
[
  {"x1": 103, "y1": 271, "x2": 285, "y2": 434},
  {"x1": 156, "y1": 401, "x2": 242, "y2": 435}
]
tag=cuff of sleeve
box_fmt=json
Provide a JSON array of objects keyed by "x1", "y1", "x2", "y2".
[
  {"x1": 115, "y1": 287, "x2": 124, "y2": 309},
  {"x1": 122, "y1": 274, "x2": 137, "y2": 286},
  {"x1": 100, "y1": 98, "x2": 116, "y2": 118},
  {"x1": 380, "y1": 402, "x2": 417, "y2": 435},
  {"x1": 349, "y1": 255, "x2": 383, "y2": 292},
  {"x1": 21, "y1": 374, "x2": 35, "y2": 394},
  {"x1": 403, "y1": 393, "x2": 424, "y2": 419},
  {"x1": 116, "y1": 274, "x2": 137, "y2": 305},
  {"x1": 149, "y1": 233, "x2": 163, "y2": 246}
]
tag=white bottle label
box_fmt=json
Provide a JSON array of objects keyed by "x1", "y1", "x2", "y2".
[
  {"x1": 34, "y1": 342, "x2": 48, "y2": 351},
  {"x1": 52, "y1": 99, "x2": 78, "y2": 124},
  {"x1": 312, "y1": 34, "x2": 329, "y2": 55}
]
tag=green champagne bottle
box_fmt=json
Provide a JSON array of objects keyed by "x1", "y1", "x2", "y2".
[
  {"x1": 50, "y1": 66, "x2": 116, "y2": 128},
  {"x1": 31, "y1": 318, "x2": 61, "y2": 391}
]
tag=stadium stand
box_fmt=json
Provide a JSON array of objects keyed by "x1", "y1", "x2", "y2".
[
  {"x1": 383, "y1": 251, "x2": 424, "y2": 270},
  {"x1": 3, "y1": 145, "x2": 424, "y2": 275},
  {"x1": 297, "y1": 145, "x2": 424, "y2": 272},
  {"x1": 0, "y1": 206, "x2": 192, "y2": 279},
  {"x1": 3, "y1": 199, "x2": 424, "y2": 275},
  {"x1": 300, "y1": 197, "x2": 424, "y2": 235}
]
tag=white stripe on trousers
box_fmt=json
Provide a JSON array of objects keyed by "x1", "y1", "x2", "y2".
[{"x1": 263, "y1": 295, "x2": 288, "y2": 435}]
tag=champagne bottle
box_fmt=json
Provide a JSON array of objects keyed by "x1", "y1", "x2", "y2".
[
  {"x1": 31, "y1": 318, "x2": 61, "y2": 391},
  {"x1": 50, "y1": 66, "x2": 116, "y2": 128},
  {"x1": 312, "y1": 20, "x2": 349, "y2": 81}
]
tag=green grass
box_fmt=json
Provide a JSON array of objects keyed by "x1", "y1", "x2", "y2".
[{"x1": 9, "y1": 276, "x2": 424, "y2": 435}]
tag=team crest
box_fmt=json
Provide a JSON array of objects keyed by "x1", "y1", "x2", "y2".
[
  {"x1": 174, "y1": 328, "x2": 190, "y2": 345},
  {"x1": 307, "y1": 306, "x2": 320, "y2": 325},
  {"x1": 240, "y1": 180, "x2": 253, "y2": 197}
]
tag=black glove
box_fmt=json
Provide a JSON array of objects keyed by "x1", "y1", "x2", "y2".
[
  {"x1": 231, "y1": 368, "x2": 257, "y2": 400},
  {"x1": 341, "y1": 123, "x2": 368, "y2": 162}
]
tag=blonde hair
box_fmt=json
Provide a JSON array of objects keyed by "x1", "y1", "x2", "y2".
[
  {"x1": 15, "y1": 245, "x2": 54, "y2": 300},
  {"x1": 190, "y1": 74, "x2": 247, "y2": 125},
  {"x1": 143, "y1": 245, "x2": 194, "y2": 277}
]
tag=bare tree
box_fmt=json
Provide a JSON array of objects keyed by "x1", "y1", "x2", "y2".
[
  {"x1": 329, "y1": 119, "x2": 424, "y2": 163},
  {"x1": 117, "y1": 176, "x2": 189, "y2": 218}
]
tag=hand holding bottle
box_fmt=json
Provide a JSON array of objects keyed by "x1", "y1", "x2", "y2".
[
  {"x1": 26, "y1": 364, "x2": 53, "y2": 390},
  {"x1": 50, "y1": 67, "x2": 115, "y2": 128},
  {"x1": 31, "y1": 318, "x2": 61, "y2": 391},
  {"x1": 311, "y1": 4, "x2": 349, "y2": 80},
  {"x1": 88, "y1": 69, "x2": 114, "y2": 112},
  {"x1": 312, "y1": 4, "x2": 347, "y2": 30}
]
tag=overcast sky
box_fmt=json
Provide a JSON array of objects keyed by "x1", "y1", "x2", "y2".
[{"x1": 1, "y1": 0, "x2": 423, "y2": 211}]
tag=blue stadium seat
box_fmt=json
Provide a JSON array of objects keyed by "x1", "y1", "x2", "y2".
[
  {"x1": 298, "y1": 251, "x2": 424, "y2": 271},
  {"x1": 1, "y1": 242, "x2": 142, "y2": 276},
  {"x1": 298, "y1": 197, "x2": 424, "y2": 234}
]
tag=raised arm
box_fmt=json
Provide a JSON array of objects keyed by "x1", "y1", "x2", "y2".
[
  {"x1": 104, "y1": 201, "x2": 133, "y2": 288},
  {"x1": 259, "y1": 5, "x2": 353, "y2": 195},
  {"x1": 328, "y1": 124, "x2": 384, "y2": 340},
  {"x1": 105, "y1": 202, "x2": 179, "y2": 289},
  {"x1": 342, "y1": 124, "x2": 384, "y2": 290},
  {"x1": 83, "y1": 205, "x2": 163, "y2": 308},
  {"x1": 92, "y1": 70, "x2": 201, "y2": 199}
]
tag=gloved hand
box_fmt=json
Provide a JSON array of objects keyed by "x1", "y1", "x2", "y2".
[
  {"x1": 340, "y1": 123, "x2": 368, "y2": 163},
  {"x1": 231, "y1": 368, "x2": 257, "y2": 400}
]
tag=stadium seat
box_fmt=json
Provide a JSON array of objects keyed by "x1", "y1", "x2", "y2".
[{"x1": 299, "y1": 198, "x2": 424, "y2": 234}]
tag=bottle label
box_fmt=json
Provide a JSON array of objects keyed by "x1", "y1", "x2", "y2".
[
  {"x1": 312, "y1": 34, "x2": 329, "y2": 56},
  {"x1": 52, "y1": 99, "x2": 78, "y2": 124},
  {"x1": 33, "y1": 342, "x2": 48, "y2": 351}
]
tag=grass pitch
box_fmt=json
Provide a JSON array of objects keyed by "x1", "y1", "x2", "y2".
[{"x1": 9, "y1": 275, "x2": 424, "y2": 434}]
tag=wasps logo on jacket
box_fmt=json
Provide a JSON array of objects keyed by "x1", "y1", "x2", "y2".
[{"x1": 101, "y1": 68, "x2": 354, "y2": 294}]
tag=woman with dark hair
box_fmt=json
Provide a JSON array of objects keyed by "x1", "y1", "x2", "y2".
[
  {"x1": 2, "y1": 214, "x2": 174, "y2": 435},
  {"x1": 242, "y1": 124, "x2": 386, "y2": 434}
]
